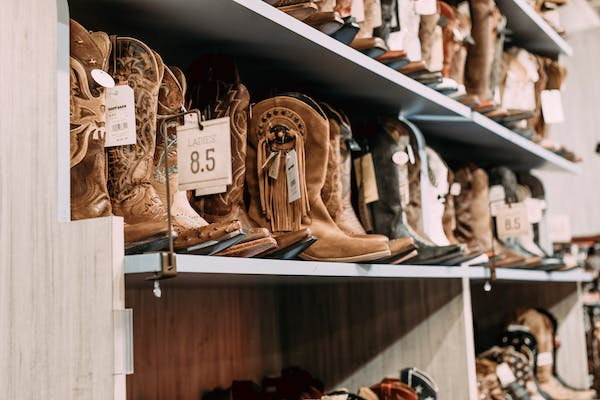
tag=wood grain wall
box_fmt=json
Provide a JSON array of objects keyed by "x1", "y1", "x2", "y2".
[
  {"x1": 0, "y1": 1, "x2": 123, "y2": 399},
  {"x1": 125, "y1": 279, "x2": 474, "y2": 400}
]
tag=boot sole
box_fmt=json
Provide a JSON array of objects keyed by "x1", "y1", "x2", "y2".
[{"x1": 298, "y1": 249, "x2": 391, "y2": 263}]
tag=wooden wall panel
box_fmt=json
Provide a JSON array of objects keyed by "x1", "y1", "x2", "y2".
[
  {"x1": 471, "y1": 281, "x2": 589, "y2": 387},
  {"x1": 0, "y1": 1, "x2": 123, "y2": 399},
  {"x1": 126, "y1": 279, "x2": 475, "y2": 400}
]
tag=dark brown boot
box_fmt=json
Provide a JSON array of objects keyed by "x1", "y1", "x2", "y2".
[
  {"x1": 69, "y1": 20, "x2": 112, "y2": 220},
  {"x1": 465, "y1": 0, "x2": 496, "y2": 101}
]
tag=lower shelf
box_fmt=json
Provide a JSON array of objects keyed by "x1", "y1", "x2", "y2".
[{"x1": 124, "y1": 253, "x2": 594, "y2": 287}]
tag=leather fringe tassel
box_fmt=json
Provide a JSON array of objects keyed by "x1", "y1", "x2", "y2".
[{"x1": 257, "y1": 134, "x2": 309, "y2": 232}]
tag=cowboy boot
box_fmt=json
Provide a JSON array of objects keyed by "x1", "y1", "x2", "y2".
[
  {"x1": 372, "y1": 0, "x2": 412, "y2": 70},
  {"x1": 187, "y1": 56, "x2": 313, "y2": 259},
  {"x1": 476, "y1": 357, "x2": 505, "y2": 400},
  {"x1": 453, "y1": 166, "x2": 526, "y2": 268},
  {"x1": 418, "y1": 4, "x2": 443, "y2": 72},
  {"x1": 464, "y1": 0, "x2": 496, "y2": 104},
  {"x1": 69, "y1": 20, "x2": 112, "y2": 220},
  {"x1": 247, "y1": 94, "x2": 391, "y2": 262},
  {"x1": 424, "y1": 146, "x2": 452, "y2": 246},
  {"x1": 304, "y1": 0, "x2": 345, "y2": 35},
  {"x1": 350, "y1": 0, "x2": 389, "y2": 58},
  {"x1": 449, "y1": 3, "x2": 475, "y2": 101},
  {"x1": 320, "y1": 103, "x2": 416, "y2": 262},
  {"x1": 515, "y1": 309, "x2": 597, "y2": 400},
  {"x1": 106, "y1": 37, "x2": 179, "y2": 253},
  {"x1": 150, "y1": 64, "x2": 248, "y2": 255},
  {"x1": 368, "y1": 119, "x2": 462, "y2": 264},
  {"x1": 397, "y1": 0, "x2": 422, "y2": 61},
  {"x1": 479, "y1": 346, "x2": 533, "y2": 400},
  {"x1": 370, "y1": 378, "x2": 418, "y2": 400},
  {"x1": 442, "y1": 169, "x2": 459, "y2": 245}
]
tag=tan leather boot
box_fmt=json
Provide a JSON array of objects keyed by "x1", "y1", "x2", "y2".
[
  {"x1": 69, "y1": 20, "x2": 112, "y2": 220},
  {"x1": 464, "y1": 0, "x2": 496, "y2": 102},
  {"x1": 516, "y1": 309, "x2": 597, "y2": 400},
  {"x1": 107, "y1": 37, "x2": 177, "y2": 251},
  {"x1": 187, "y1": 56, "x2": 311, "y2": 258},
  {"x1": 150, "y1": 65, "x2": 247, "y2": 254},
  {"x1": 247, "y1": 95, "x2": 391, "y2": 262},
  {"x1": 418, "y1": 5, "x2": 441, "y2": 72}
]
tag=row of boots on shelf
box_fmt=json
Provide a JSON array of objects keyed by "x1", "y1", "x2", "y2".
[
  {"x1": 477, "y1": 308, "x2": 596, "y2": 400},
  {"x1": 268, "y1": 0, "x2": 577, "y2": 160},
  {"x1": 203, "y1": 366, "x2": 439, "y2": 400},
  {"x1": 70, "y1": 19, "x2": 570, "y2": 268}
]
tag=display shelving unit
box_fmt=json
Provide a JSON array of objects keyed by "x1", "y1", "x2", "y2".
[{"x1": 60, "y1": 0, "x2": 593, "y2": 399}]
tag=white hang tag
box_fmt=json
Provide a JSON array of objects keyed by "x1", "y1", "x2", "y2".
[
  {"x1": 406, "y1": 145, "x2": 416, "y2": 164},
  {"x1": 195, "y1": 186, "x2": 228, "y2": 197},
  {"x1": 496, "y1": 363, "x2": 517, "y2": 387},
  {"x1": 285, "y1": 150, "x2": 301, "y2": 203},
  {"x1": 104, "y1": 85, "x2": 136, "y2": 147},
  {"x1": 414, "y1": 0, "x2": 437, "y2": 15},
  {"x1": 450, "y1": 182, "x2": 461, "y2": 196},
  {"x1": 177, "y1": 114, "x2": 232, "y2": 192},
  {"x1": 354, "y1": 153, "x2": 379, "y2": 204},
  {"x1": 541, "y1": 90, "x2": 565, "y2": 124},
  {"x1": 261, "y1": 151, "x2": 279, "y2": 171},
  {"x1": 91, "y1": 69, "x2": 115, "y2": 88},
  {"x1": 495, "y1": 202, "x2": 530, "y2": 239},
  {"x1": 524, "y1": 198, "x2": 546, "y2": 224},
  {"x1": 537, "y1": 352, "x2": 554, "y2": 367},
  {"x1": 548, "y1": 214, "x2": 572, "y2": 243},
  {"x1": 392, "y1": 151, "x2": 409, "y2": 166},
  {"x1": 489, "y1": 185, "x2": 507, "y2": 216},
  {"x1": 268, "y1": 152, "x2": 281, "y2": 180}
]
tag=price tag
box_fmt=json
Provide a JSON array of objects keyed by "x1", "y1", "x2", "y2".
[
  {"x1": 450, "y1": 182, "x2": 461, "y2": 196},
  {"x1": 414, "y1": 0, "x2": 437, "y2": 15},
  {"x1": 495, "y1": 202, "x2": 530, "y2": 239},
  {"x1": 104, "y1": 85, "x2": 136, "y2": 147},
  {"x1": 496, "y1": 363, "x2": 517, "y2": 387},
  {"x1": 548, "y1": 214, "x2": 572, "y2": 243},
  {"x1": 392, "y1": 151, "x2": 409, "y2": 165},
  {"x1": 489, "y1": 185, "x2": 506, "y2": 216},
  {"x1": 285, "y1": 150, "x2": 301, "y2": 203},
  {"x1": 91, "y1": 69, "x2": 115, "y2": 88},
  {"x1": 541, "y1": 90, "x2": 565, "y2": 124},
  {"x1": 177, "y1": 114, "x2": 231, "y2": 192},
  {"x1": 353, "y1": 153, "x2": 379, "y2": 204}
]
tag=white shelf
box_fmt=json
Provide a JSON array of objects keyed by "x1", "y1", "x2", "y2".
[
  {"x1": 124, "y1": 254, "x2": 594, "y2": 286},
  {"x1": 69, "y1": 0, "x2": 578, "y2": 173},
  {"x1": 496, "y1": 0, "x2": 573, "y2": 57}
]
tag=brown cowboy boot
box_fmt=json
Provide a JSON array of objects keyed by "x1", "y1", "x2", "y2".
[
  {"x1": 464, "y1": 0, "x2": 496, "y2": 103},
  {"x1": 150, "y1": 65, "x2": 247, "y2": 255},
  {"x1": 187, "y1": 56, "x2": 312, "y2": 259},
  {"x1": 350, "y1": 0, "x2": 389, "y2": 58},
  {"x1": 69, "y1": 20, "x2": 112, "y2": 220},
  {"x1": 107, "y1": 37, "x2": 176, "y2": 253},
  {"x1": 418, "y1": 4, "x2": 442, "y2": 72},
  {"x1": 247, "y1": 94, "x2": 391, "y2": 262},
  {"x1": 320, "y1": 103, "x2": 416, "y2": 262},
  {"x1": 515, "y1": 309, "x2": 596, "y2": 400}
]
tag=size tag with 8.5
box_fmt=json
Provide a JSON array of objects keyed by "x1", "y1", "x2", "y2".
[
  {"x1": 177, "y1": 114, "x2": 231, "y2": 192},
  {"x1": 104, "y1": 85, "x2": 136, "y2": 147},
  {"x1": 495, "y1": 202, "x2": 530, "y2": 239},
  {"x1": 541, "y1": 90, "x2": 565, "y2": 124},
  {"x1": 353, "y1": 153, "x2": 379, "y2": 204}
]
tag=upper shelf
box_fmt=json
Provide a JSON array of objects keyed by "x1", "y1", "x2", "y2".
[
  {"x1": 496, "y1": 0, "x2": 573, "y2": 57},
  {"x1": 124, "y1": 254, "x2": 594, "y2": 287},
  {"x1": 69, "y1": 0, "x2": 578, "y2": 172}
]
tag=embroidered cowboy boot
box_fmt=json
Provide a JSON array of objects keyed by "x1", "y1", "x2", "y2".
[
  {"x1": 187, "y1": 56, "x2": 313, "y2": 259},
  {"x1": 69, "y1": 20, "x2": 112, "y2": 220},
  {"x1": 247, "y1": 94, "x2": 391, "y2": 262},
  {"x1": 150, "y1": 65, "x2": 247, "y2": 255},
  {"x1": 106, "y1": 37, "x2": 176, "y2": 253}
]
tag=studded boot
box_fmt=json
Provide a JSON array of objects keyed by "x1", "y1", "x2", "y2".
[
  {"x1": 69, "y1": 20, "x2": 112, "y2": 220},
  {"x1": 187, "y1": 56, "x2": 312, "y2": 259},
  {"x1": 247, "y1": 94, "x2": 391, "y2": 262}
]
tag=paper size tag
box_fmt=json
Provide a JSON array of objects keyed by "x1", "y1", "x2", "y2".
[
  {"x1": 450, "y1": 182, "x2": 461, "y2": 196},
  {"x1": 525, "y1": 198, "x2": 546, "y2": 224},
  {"x1": 414, "y1": 0, "x2": 437, "y2": 15},
  {"x1": 104, "y1": 85, "x2": 136, "y2": 147},
  {"x1": 548, "y1": 214, "x2": 572, "y2": 243},
  {"x1": 177, "y1": 114, "x2": 232, "y2": 192},
  {"x1": 354, "y1": 153, "x2": 379, "y2": 204},
  {"x1": 495, "y1": 202, "x2": 530, "y2": 239},
  {"x1": 392, "y1": 151, "x2": 409, "y2": 166},
  {"x1": 269, "y1": 152, "x2": 281, "y2": 180},
  {"x1": 91, "y1": 69, "x2": 115, "y2": 88},
  {"x1": 285, "y1": 150, "x2": 301, "y2": 203},
  {"x1": 541, "y1": 90, "x2": 565, "y2": 124}
]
